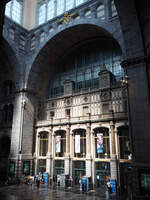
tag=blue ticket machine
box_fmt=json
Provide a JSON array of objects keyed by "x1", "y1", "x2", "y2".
[
  {"x1": 81, "y1": 177, "x2": 87, "y2": 192},
  {"x1": 110, "y1": 179, "x2": 116, "y2": 193},
  {"x1": 43, "y1": 172, "x2": 48, "y2": 184}
]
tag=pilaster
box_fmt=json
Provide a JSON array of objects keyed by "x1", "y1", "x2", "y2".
[
  {"x1": 86, "y1": 123, "x2": 92, "y2": 177},
  {"x1": 65, "y1": 125, "x2": 70, "y2": 175},
  {"x1": 110, "y1": 121, "x2": 117, "y2": 180}
]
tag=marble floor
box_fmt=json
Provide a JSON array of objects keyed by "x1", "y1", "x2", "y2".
[{"x1": 0, "y1": 185, "x2": 107, "y2": 200}]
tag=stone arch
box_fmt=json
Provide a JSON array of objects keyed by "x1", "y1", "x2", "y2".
[
  {"x1": 93, "y1": 127, "x2": 109, "y2": 135},
  {"x1": 114, "y1": 0, "x2": 144, "y2": 59},
  {"x1": 0, "y1": 38, "x2": 21, "y2": 90},
  {"x1": 27, "y1": 19, "x2": 125, "y2": 96}
]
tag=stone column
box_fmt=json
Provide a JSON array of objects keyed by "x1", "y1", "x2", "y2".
[
  {"x1": 91, "y1": 131, "x2": 95, "y2": 189},
  {"x1": 34, "y1": 132, "x2": 40, "y2": 175},
  {"x1": 51, "y1": 131, "x2": 55, "y2": 180},
  {"x1": 86, "y1": 123, "x2": 92, "y2": 177},
  {"x1": 70, "y1": 131, "x2": 73, "y2": 179},
  {"x1": 65, "y1": 125, "x2": 70, "y2": 175},
  {"x1": 110, "y1": 121, "x2": 117, "y2": 180},
  {"x1": 46, "y1": 127, "x2": 52, "y2": 178}
]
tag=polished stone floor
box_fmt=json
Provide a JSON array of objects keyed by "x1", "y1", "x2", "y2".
[{"x1": 0, "y1": 185, "x2": 107, "y2": 200}]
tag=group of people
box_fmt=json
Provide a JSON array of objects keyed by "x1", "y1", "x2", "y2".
[{"x1": 21, "y1": 173, "x2": 47, "y2": 187}]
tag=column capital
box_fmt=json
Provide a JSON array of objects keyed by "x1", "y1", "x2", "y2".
[
  {"x1": 86, "y1": 154, "x2": 92, "y2": 160},
  {"x1": 66, "y1": 124, "x2": 70, "y2": 129},
  {"x1": 109, "y1": 121, "x2": 114, "y2": 126},
  {"x1": 86, "y1": 123, "x2": 91, "y2": 128},
  {"x1": 70, "y1": 131, "x2": 73, "y2": 136},
  {"x1": 52, "y1": 132, "x2": 56, "y2": 136},
  {"x1": 48, "y1": 127, "x2": 53, "y2": 132}
]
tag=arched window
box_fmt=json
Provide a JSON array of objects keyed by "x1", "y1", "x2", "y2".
[
  {"x1": 39, "y1": 132, "x2": 48, "y2": 156},
  {"x1": 111, "y1": 0, "x2": 117, "y2": 17},
  {"x1": 37, "y1": 0, "x2": 88, "y2": 25},
  {"x1": 55, "y1": 130, "x2": 66, "y2": 157},
  {"x1": 102, "y1": 104, "x2": 109, "y2": 115},
  {"x1": 40, "y1": 32, "x2": 45, "y2": 43},
  {"x1": 73, "y1": 129, "x2": 86, "y2": 158},
  {"x1": 118, "y1": 126, "x2": 131, "y2": 159},
  {"x1": 97, "y1": 4, "x2": 105, "y2": 20},
  {"x1": 94, "y1": 127, "x2": 110, "y2": 159},
  {"x1": 47, "y1": 0, "x2": 55, "y2": 20},
  {"x1": 5, "y1": 1, "x2": 11, "y2": 17},
  {"x1": 5, "y1": 0, "x2": 22, "y2": 24}
]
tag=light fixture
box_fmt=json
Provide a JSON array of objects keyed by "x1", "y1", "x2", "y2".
[{"x1": 121, "y1": 75, "x2": 128, "y2": 87}]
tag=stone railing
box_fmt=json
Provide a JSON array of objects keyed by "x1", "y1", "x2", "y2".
[{"x1": 36, "y1": 112, "x2": 127, "y2": 127}]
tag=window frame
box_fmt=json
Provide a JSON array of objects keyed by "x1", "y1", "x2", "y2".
[{"x1": 5, "y1": 0, "x2": 24, "y2": 25}]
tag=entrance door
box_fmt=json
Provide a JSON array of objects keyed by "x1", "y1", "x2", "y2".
[
  {"x1": 95, "y1": 162, "x2": 110, "y2": 188},
  {"x1": 54, "y1": 160, "x2": 64, "y2": 179},
  {"x1": 72, "y1": 161, "x2": 85, "y2": 185}
]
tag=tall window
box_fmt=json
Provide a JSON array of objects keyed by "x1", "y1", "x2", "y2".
[
  {"x1": 12, "y1": 0, "x2": 21, "y2": 24},
  {"x1": 74, "y1": 129, "x2": 86, "y2": 158},
  {"x1": 57, "y1": 0, "x2": 64, "y2": 16},
  {"x1": 97, "y1": 4, "x2": 105, "y2": 20},
  {"x1": 39, "y1": 4, "x2": 46, "y2": 25},
  {"x1": 55, "y1": 131, "x2": 66, "y2": 157},
  {"x1": 76, "y1": 0, "x2": 83, "y2": 6},
  {"x1": 102, "y1": 104, "x2": 109, "y2": 115},
  {"x1": 5, "y1": 1, "x2": 11, "y2": 17},
  {"x1": 5, "y1": 0, "x2": 22, "y2": 24},
  {"x1": 94, "y1": 127, "x2": 110, "y2": 159},
  {"x1": 39, "y1": 132, "x2": 48, "y2": 156},
  {"x1": 118, "y1": 126, "x2": 131, "y2": 159},
  {"x1": 66, "y1": 0, "x2": 74, "y2": 11},
  {"x1": 111, "y1": 0, "x2": 117, "y2": 17},
  {"x1": 47, "y1": 0, "x2": 55, "y2": 20}
]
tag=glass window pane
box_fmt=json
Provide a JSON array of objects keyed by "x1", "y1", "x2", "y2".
[
  {"x1": 39, "y1": 4, "x2": 46, "y2": 25},
  {"x1": 57, "y1": 0, "x2": 64, "y2": 16},
  {"x1": 66, "y1": 0, "x2": 74, "y2": 11},
  {"x1": 112, "y1": 0, "x2": 117, "y2": 17},
  {"x1": 47, "y1": 0, "x2": 55, "y2": 20},
  {"x1": 12, "y1": 0, "x2": 21, "y2": 24},
  {"x1": 76, "y1": 0, "x2": 83, "y2": 6},
  {"x1": 5, "y1": 1, "x2": 11, "y2": 17}
]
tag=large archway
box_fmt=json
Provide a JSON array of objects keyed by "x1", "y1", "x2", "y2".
[{"x1": 27, "y1": 23, "x2": 123, "y2": 97}]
